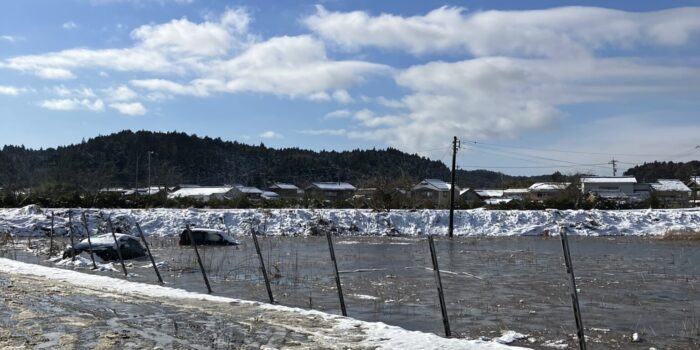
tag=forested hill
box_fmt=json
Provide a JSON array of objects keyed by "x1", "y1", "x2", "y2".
[
  {"x1": 624, "y1": 161, "x2": 700, "y2": 182},
  {"x1": 0, "y1": 130, "x2": 566, "y2": 190}
]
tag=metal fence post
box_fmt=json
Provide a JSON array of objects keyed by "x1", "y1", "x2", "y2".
[
  {"x1": 560, "y1": 225, "x2": 587, "y2": 350},
  {"x1": 326, "y1": 230, "x2": 347, "y2": 316},
  {"x1": 80, "y1": 211, "x2": 97, "y2": 269},
  {"x1": 105, "y1": 214, "x2": 128, "y2": 277},
  {"x1": 251, "y1": 227, "x2": 275, "y2": 304},
  {"x1": 135, "y1": 220, "x2": 164, "y2": 284},
  {"x1": 428, "y1": 235, "x2": 451, "y2": 337},
  {"x1": 68, "y1": 210, "x2": 76, "y2": 261},
  {"x1": 186, "y1": 225, "x2": 212, "y2": 293}
]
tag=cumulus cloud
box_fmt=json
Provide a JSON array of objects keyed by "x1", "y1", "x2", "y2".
[
  {"x1": 304, "y1": 5, "x2": 700, "y2": 57},
  {"x1": 347, "y1": 57, "x2": 700, "y2": 152},
  {"x1": 130, "y1": 35, "x2": 387, "y2": 100},
  {"x1": 39, "y1": 98, "x2": 105, "y2": 111},
  {"x1": 109, "y1": 102, "x2": 146, "y2": 115},
  {"x1": 104, "y1": 85, "x2": 138, "y2": 101},
  {"x1": 1, "y1": 8, "x2": 253, "y2": 79},
  {"x1": 259, "y1": 130, "x2": 283, "y2": 139}
]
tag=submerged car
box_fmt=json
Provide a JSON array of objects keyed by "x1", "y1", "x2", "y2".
[
  {"x1": 63, "y1": 233, "x2": 147, "y2": 261},
  {"x1": 179, "y1": 228, "x2": 240, "y2": 246}
]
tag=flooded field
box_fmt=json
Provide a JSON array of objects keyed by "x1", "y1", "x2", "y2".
[{"x1": 3, "y1": 235, "x2": 699, "y2": 349}]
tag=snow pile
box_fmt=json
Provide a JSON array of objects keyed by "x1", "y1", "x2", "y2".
[
  {"x1": 496, "y1": 330, "x2": 528, "y2": 344},
  {"x1": 0, "y1": 258, "x2": 528, "y2": 350},
  {"x1": 53, "y1": 253, "x2": 119, "y2": 272},
  {"x1": 2, "y1": 206, "x2": 700, "y2": 237}
]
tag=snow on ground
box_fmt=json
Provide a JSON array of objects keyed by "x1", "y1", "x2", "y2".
[
  {"x1": 0, "y1": 258, "x2": 527, "y2": 350},
  {"x1": 1, "y1": 205, "x2": 699, "y2": 237}
]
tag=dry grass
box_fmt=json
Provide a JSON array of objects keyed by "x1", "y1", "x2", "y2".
[{"x1": 660, "y1": 228, "x2": 700, "y2": 241}]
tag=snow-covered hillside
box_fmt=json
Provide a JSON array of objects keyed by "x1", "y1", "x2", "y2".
[{"x1": 2, "y1": 205, "x2": 699, "y2": 237}]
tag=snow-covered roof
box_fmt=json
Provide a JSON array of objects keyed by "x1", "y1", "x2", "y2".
[
  {"x1": 269, "y1": 182, "x2": 299, "y2": 190},
  {"x1": 581, "y1": 177, "x2": 636, "y2": 184},
  {"x1": 168, "y1": 186, "x2": 233, "y2": 198},
  {"x1": 475, "y1": 189, "x2": 504, "y2": 198},
  {"x1": 458, "y1": 188, "x2": 472, "y2": 195},
  {"x1": 235, "y1": 186, "x2": 263, "y2": 194},
  {"x1": 651, "y1": 179, "x2": 691, "y2": 192},
  {"x1": 262, "y1": 191, "x2": 280, "y2": 199},
  {"x1": 503, "y1": 188, "x2": 529, "y2": 194},
  {"x1": 309, "y1": 182, "x2": 356, "y2": 191},
  {"x1": 528, "y1": 182, "x2": 570, "y2": 192},
  {"x1": 413, "y1": 179, "x2": 451, "y2": 191},
  {"x1": 690, "y1": 176, "x2": 700, "y2": 186}
]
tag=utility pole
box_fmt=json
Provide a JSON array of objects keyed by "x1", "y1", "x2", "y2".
[
  {"x1": 608, "y1": 158, "x2": 618, "y2": 177},
  {"x1": 147, "y1": 151, "x2": 154, "y2": 195},
  {"x1": 448, "y1": 136, "x2": 460, "y2": 238}
]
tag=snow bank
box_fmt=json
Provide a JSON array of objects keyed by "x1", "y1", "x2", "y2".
[
  {"x1": 0, "y1": 258, "x2": 527, "y2": 350},
  {"x1": 2, "y1": 206, "x2": 699, "y2": 237}
]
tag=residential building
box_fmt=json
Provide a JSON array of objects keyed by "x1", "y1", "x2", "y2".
[
  {"x1": 267, "y1": 182, "x2": 302, "y2": 199},
  {"x1": 167, "y1": 186, "x2": 234, "y2": 201},
  {"x1": 687, "y1": 176, "x2": 700, "y2": 207},
  {"x1": 459, "y1": 188, "x2": 482, "y2": 205},
  {"x1": 261, "y1": 191, "x2": 280, "y2": 200},
  {"x1": 232, "y1": 185, "x2": 263, "y2": 201},
  {"x1": 503, "y1": 188, "x2": 529, "y2": 200},
  {"x1": 306, "y1": 182, "x2": 357, "y2": 201},
  {"x1": 651, "y1": 179, "x2": 691, "y2": 208},
  {"x1": 580, "y1": 176, "x2": 650, "y2": 203},
  {"x1": 528, "y1": 182, "x2": 570, "y2": 201},
  {"x1": 411, "y1": 179, "x2": 454, "y2": 206},
  {"x1": 474, "y1": 189, "x2": 511, "y2": 205}
]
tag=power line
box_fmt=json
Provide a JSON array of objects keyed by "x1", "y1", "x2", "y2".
[{"x1": 462, "y1": 140, "x2": 700, "y2": 158}]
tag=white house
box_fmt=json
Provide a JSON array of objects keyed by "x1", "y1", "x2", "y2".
[
  {"x1": 167, "y1": 186, "x2": 234, "y2": 201},
  {"x1": 580, "y1": 177, "x2": 637, "y2": 195}
]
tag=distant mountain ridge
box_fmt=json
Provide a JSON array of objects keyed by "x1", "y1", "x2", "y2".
[{"x1": 0, "y1": 130, "x2": 573, "y2": 190}]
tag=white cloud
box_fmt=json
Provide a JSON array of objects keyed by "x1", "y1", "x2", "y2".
[
  {"x1": 1, "y1": 8, "x2": 253, "y2": 79},
  {"x1": 259, "y1": 130, "x2": 283, "y2": 139},
  {"x1": 324, "y1": 109, "x2": 352, "y2": 119},
  {"x1": 0, "y1": 85, "x2": 22, "y2": 96},
  {"x1": 104, "y1": 85, "x2": 137, "y2": 101},
  {"x1": 1, "y1": 35, "x2": 21, "y2": 43},
  {"x1": 131, "y1": 8, "x2": 253, "y2": 57},
  {"x1": 62, "y1": 21, "x2": 78, "y2": 29},
  {"x1": 347, "y1": 57, "x2": 700, "y2": 152},
  {"x1": 299, "y1": 129, "x2": 347, "y2": 136},
  {"x1": 305, "y1": 5, "x2": 700, "y2": 57},
  {"x1": 109, "y1": 102, "x2": 146, "y2": 115},
  {"x1": 39, "y1": 98, "x2": 105, "y2": 111},
  {"x1": 52, "y1": 85, "x2": 96, "y2": 98}
]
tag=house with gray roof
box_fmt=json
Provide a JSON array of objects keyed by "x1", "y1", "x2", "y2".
[
  {"x1": 411, "y1": 179, "x2": 455, "y2": 207},
  {"x1": 306, "y1": 182, "x2": 357, "y2": 201},
  {"x1": 651, "y1": 179, "x2": 691, "y2": 208}
]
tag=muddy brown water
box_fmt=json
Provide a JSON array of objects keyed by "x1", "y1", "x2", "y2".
[{"x1": 4, "y1": 235, "x2": 699, "y2": 349}]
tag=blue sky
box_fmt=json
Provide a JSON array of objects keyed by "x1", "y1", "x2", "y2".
[{"x1": 1, "y1": 0, "x2": 700, "y2": 175}]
